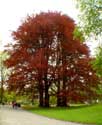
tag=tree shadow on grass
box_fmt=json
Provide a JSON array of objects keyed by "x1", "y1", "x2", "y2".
[{"x1": 27, "y1": 103, "x2": 97, "y2": 111}]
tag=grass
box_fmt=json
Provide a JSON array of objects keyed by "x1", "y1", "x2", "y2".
[{"x1": 23, "y1": 103, "x2": 102, "y2": 125}]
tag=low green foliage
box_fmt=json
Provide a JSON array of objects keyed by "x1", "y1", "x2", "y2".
[{"x1": 27, "y1": 104, "x2": 102, "y2": 125}]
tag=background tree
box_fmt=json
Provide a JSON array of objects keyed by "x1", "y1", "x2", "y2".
[
  {"x1": 0, "y1": 51, "x2": 9, "y2": 103},
  {"x1": 75, "y1": 0, "x2": 102, "y2": 94},
  {"x1": 92, "y1": 47, "x2": 102, "y2": 76},
  {"x1": 75, "y1": 0, "x2": 102, "y2": 40},
  {"x1": 92, "y1": 45, "x2": 102, "y2": 101}
]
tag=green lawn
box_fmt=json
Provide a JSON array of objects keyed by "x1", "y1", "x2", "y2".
[{"x1": 25, "y1": 104, "x2": 102, "y2": 125}]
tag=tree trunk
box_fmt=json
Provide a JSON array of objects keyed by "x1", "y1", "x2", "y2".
[
  {"x1": 44, "y1": 84, "x2": 49, "y2": 107},
  {"x1": 60, "y1": 48, "x2": 67, "y2": 107},
  {"x1": 60, "y1": 77, "x2": 67, "y2": 107},
  {"x1": 0, "y1": 83, "x2": 3, "y2": 103},
  {"x1": 57, "y1": 80, "x2": 62, "y2": 106},
  {"x1": 31, "y1": 92, "x2": 34, "y2": 105},
  {"x1": 39, "y1": 83, "x2": 44, "y2": 107},
  {"x1": 0, "y1": 68, "x2": 4, "y2": 104},
  {"x1": 57, "y1": 71, "x2": 67, "y2": 107},
  {"x1": 44, "y1": 74, "x2": 49, "y2": 107}
]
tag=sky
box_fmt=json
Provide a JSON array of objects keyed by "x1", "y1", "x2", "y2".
[
  {"x1": 0, "y1": 0, "x2": 79, "y2": 50},
  {"x1": 0, "y1": 0, "x2": 97, "y2": 54}
]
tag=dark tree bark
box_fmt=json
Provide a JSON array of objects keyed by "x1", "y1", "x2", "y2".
[
  {"x1": 38, "y1": 77, "x2": 44, "y2": 107},
  {"x1": 44, "y1": 73, "x2": 49, "y2": 107},
  {"x1": 44, "y1": 84, "x2": 49, "y2": 107}
]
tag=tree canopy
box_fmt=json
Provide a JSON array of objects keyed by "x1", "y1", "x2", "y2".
[
  {"x1": 5, "y1": 12, "x2": 99, "y2": 107},
  {"x1": 75, "y1": 0, "x2": 102, "y2": 79},
  {"x1": 76, "y1": 0, "x2": 102, "y2": 39}
]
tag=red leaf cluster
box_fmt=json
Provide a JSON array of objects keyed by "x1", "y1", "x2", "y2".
[{"x1": 5, "y1": 12, "x2": 99, "y2": 106}]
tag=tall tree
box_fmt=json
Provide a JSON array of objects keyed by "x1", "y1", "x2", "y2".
[
  {"x1": 75, "y1": 0, "x2": 102, "y2": 82},
  {"x1": 5, "y1": 12, "x2": 99, "y2": 107}
]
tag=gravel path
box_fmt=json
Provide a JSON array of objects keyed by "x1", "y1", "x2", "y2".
[{"x1": 0, "y1": 105, "x2": 86, "y2": 125}]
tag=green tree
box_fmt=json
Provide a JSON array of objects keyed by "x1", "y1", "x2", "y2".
[
  {"x1": 75, "y1": 0, "x2": 102, "y2": 79},
  {"x1": 92, "y1": 46, "x2": 102, "y2": 76},
  {"x1": 75, "y1": 0, "x2": 102, "y2": 40},
  {"x1": 0, "y1": 51, "x2": 9, "y2": 103}
]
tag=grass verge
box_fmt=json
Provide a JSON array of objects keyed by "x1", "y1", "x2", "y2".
[{"x1": 23, "y1": 104, "x2": 102, "y2": 125}]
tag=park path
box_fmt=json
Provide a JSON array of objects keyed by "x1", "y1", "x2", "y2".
[{"x1": 0, "y1": 105, "x2": 86, "y2": 125}]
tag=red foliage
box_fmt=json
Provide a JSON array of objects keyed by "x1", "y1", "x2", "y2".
[{"x1": 5, "y1": 12, "x2": 99, "y2": 106}]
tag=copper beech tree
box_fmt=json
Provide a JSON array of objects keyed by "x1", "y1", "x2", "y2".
[{"x1": 5, "y1": 12, "x2": 99, "y2": 107}]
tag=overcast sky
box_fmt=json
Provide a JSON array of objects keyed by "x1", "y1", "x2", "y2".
[
  {"x1": 0, "y1": 0, "x2": 97, "y2": 54},
  {"x1": 0, "y1": 0, "x2": 79, "y2": 50}
]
